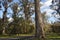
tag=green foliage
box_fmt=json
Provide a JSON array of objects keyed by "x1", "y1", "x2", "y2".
[
  {"x1": 51, "y1": 23, "x2": 60, "y2": 33},
  {"x1": 44, "y1": 24, "x2": 52, "y2": 34},
  {"x1": 19, "y1": 20, "x2": 34, "y2": 34},
  {"x1": 5, "y1": 17, "x2": 34, "y2": 35},
  {"x1": 0, "y1": 19, "x2": 3, "y2": 34},
  {"x1": 0, "y1": 0, "x2": 35, "y2": 35}
]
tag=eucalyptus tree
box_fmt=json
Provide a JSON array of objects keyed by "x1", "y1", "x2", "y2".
[
  {"x1": 35, "y1": 0, "x2": 45, "y2": 39},
  {"x1": 0, "y1": 0, "x2": 13, "y2": 34},
  {"x1": 51, "y1": 0, "x2": 60, "y2": 22},
  {"x1": 19, "y1": 0, "x2": 34, "y2": 21},
  {"x1": 0, "y1": 0, "x2": 35, "y2": 35}
]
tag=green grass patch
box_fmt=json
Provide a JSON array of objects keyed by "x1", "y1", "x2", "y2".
[
  {"x1": 0, "y1": 32, "x2": 35, "y2": 38},
  {"x1": 46, "y1": 33, "x2": 60, "y2": 38},
  {"x1": 0, "y1": 35, "x2": 17, "y2": 38}
]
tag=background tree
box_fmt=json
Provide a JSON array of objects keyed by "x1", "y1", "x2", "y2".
[
  {"x1": 0, "y1": 0, "x2": 35, "y2": 35},
  {"x1": 1, "y1": 0, "x2": 13, "y2": 34}
]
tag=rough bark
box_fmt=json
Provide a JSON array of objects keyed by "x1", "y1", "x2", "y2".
[{"x1": 35, "y1": 0, "x2": 45, "y2": 39}]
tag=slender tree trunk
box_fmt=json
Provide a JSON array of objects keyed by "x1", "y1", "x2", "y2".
[
  {"x1": 23, "y1": 0, "x2": 31, "y2": 33},
  {"x1": 2, "y1": 1, "x2": 8, "y2": 34},
  {"x1": 2, "y1": 8, "x2": 7, "y2": 35},
  {"x1": 35, "y1": 0, "x2": 45, "y2": 39},
  {"x1": 23, "y1": 0, "x2": 30, "y2": 20}
]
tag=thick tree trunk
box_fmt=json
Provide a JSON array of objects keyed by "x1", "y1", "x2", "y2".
[{"x1": 35, "y1": 0, "x2": 45, "y2": 39}]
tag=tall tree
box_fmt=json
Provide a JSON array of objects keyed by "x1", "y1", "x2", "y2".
[
  {"x1": 2, "y1": 3, "x2": 7, "y2": 34},
  {"x1": 22, "y1": 0, "x2": 30, "y2": 20},
  {"x1": 35, "y1": 0, "x2": 45, "y2": 39},
  {"x1": 52, "y1": 0, "x2": 60, "y2": 19},
  {"x1": 1, "y1": 0, "x2": 13, "y2": 34}
]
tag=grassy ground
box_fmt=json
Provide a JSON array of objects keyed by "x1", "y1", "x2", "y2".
[
  {"x1": 45, "y1": 33, "x2": 60, "y2": 40},
  {"x1": 0, "y1": 32, "x2": 60, "y2": 40},
  {"x1": 0, "y1": 33, "x2": 34, "y2": 38},
  {"x1": 0, "y1": 30, "x2": 34, "y2": 38},
  {"x1": 0, "y1": 30, "x2": 35, "y2": 38},
  {"x1": 0, "y1": 35, "x2": 17, "y2": 38},
  {"x1": 0, "y1": 35, "x2": 60, "y2": 40},
  {"x1": 46, "y1": 33, "x2": 60, "y2": 38}
]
